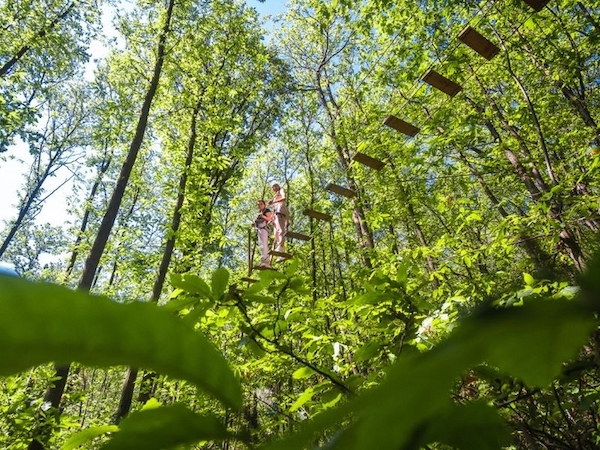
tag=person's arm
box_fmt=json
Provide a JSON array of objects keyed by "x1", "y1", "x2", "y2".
[{"x1": 263, "y1": 210, "x2": 273, "y2": 222}]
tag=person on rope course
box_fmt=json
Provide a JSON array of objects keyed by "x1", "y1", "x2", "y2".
[
  {"x1": 255, "y1": 199, "x2": 273, "y2": 268},
  {"x1": 269, "y1": 183, "x2": 289, "y2": 258}
]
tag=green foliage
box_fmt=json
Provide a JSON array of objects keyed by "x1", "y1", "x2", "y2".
[
  {"x1": 63, "y1": 404, "x2": 232, "y2": 449},
  {"x1": 1, "y1": 252, "x2": 599, "y2": 448},
  {"x1": 259, "y1": 292, "x2": 597, "y2": 450},
  {"x1": 1, "y1": 0, "x2": 600, "y2": 448}
]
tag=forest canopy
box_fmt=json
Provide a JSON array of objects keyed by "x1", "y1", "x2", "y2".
[{"x1": 0, "y1": 0, "x2": 599, "y2": 449}]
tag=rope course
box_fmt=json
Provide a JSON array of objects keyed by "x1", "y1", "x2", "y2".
[
  {"x1": 246, "y1": 0, "x2": 551, "y2": 277},
  {"x1": 319, "y1": 0, "x2": 545, "y2": 209},
  {"x1": 297, "y1": 0, "x2": 500, "y2": 222}
]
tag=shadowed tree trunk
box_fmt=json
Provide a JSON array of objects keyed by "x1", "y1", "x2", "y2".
[{"x1": 116, "y1": 99, "x2": 203, "y2": 421}]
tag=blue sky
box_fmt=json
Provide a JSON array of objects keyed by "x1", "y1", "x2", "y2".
[{"x1": 251, "y1": 0, "x2": 288, "y2": 17}]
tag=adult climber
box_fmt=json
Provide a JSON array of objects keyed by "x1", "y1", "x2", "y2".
[{"x1": 268, "y1": 183, "x2": 289, "y2": 256}]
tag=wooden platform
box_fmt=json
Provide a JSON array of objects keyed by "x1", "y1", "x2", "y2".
[
  {"x1": 326, "y1": 183, "x2": 356, "y2": 198},
  {"x1": 383, "y1": 115, "x2": 420, "y2": 137},
  {"x1": 422, "y1": 70, "x2": 462, "y2": 97},
  {"x1": 522, "y1": 0, "x2": 549, "y2": 11},
  {"x1": 269, "y1": 250, "x2": 292, "y2": 260},
  {"x1": 303, "y1": 209, "x2": 332, "y2": 221},
  {"x1": 458, "y1": 26, "x2": 499, "y2": 61},
  {"x1": 253, "y1": 265, "x2": 276, "y2": 271},
  {"x1": 285, "y1": 231, "x2": 311, "y2": 241},
  {"x1": 352, "y1": 152, "x2": 385, "y2": 170}
]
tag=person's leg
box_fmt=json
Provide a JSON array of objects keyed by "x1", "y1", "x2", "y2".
[
  {"x1": 257, "y1": 228, "x2": 270, "y2": 266},
  {"x1": 274, "y1": 214, "x2": 286, "y2": 253}
]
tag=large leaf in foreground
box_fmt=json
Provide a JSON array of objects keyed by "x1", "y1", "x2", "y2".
[
  {"x1": 101, "y1": 405, "x2": 231, "y2": 450},
  {"x1": 62, "y1": 425, "x2": 119, "y2": 449},
  {"x1": 0, "y1": 277, "x2": 241, "y2": 409}
]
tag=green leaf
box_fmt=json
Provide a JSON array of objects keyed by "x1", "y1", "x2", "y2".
[
  {"x1": 320, "y1": 390, "x2": 343, "y2": 409},
  {"x1": 288, "y1": 388, "x2": 314, "y2": 412},
  {"x1": 285, "y1": 258, "x2": 299, "y2": 276},
  {"x1": 162, "y1": 295, "x2": 199, "y2": 313},
  {"x1": 181, "y1": 301, "x2": 214, "y2": 326},
  {"x1": 353, "y1": 340, "x2": 382, "y2": 362},
  {"x1": 170, "y1": 274, "x2": 211, "y2": 299},
  {"x1": 211, "y1": 267, "x2": 230, "y2": 300},
  {"x1": 243, "y1": 294, "x2": 277, "y2": 304},
  {"x1": 396, "y1": 263, "x2": 408, "y2": 287},
  {"x1": 258, "y1": 269, "x2": 287, "y2": 281},
  {"x1": 523, "y1": 272, "x2": 535, "y2": 286},
  {"x1": 246, "y1": 339, "x2": 266, "y2": 357},
  {"x1": 243, "y1": 278, "x2": 270, "y2": 295},
  {"x1": 458, "y1": 299, "x2": 594, "y2": 387},
  {"x1": 292, "y1": 367, "x2": 316, "y2": 380},
  {"x1": 141, "y1": 398, "x2": 162, "y2": 410},
  {"x1": 101, "y1": 405, "x2": 230, "y2": 450},
  {"x1": 524, "y1": 17, "x2": 536, "y2": 30},
  {"x1": 0, "y1": 277, "x2": 242, "y2": 410},
  {"x1": 351, "y1": 292, "x2": 393, "y2": 305},
  {"x1": 62, "y1": 425, "x2": 119, "y2": 449}
]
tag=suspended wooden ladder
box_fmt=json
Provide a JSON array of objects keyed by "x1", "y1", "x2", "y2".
[{"x1": 522, "y1": 0, "x2": 550, "y2": 12}]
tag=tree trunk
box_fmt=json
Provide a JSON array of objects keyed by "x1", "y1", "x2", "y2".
[
  {"x1": 0, "y1": 173, "x2": 45, "y2": 258},
  {"x1": 120, "y1": 99, "x2": 203, "y2": 420}
]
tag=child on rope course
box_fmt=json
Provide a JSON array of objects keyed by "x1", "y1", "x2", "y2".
[{"x1": 255, "y1": 199, "x2": 273, "y2": 268}]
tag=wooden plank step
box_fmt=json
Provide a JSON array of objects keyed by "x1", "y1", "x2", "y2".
[
  {"x1": 458, "y1": 26, "x2": 499, "y2": 61},
  {"x1": 522, "y1": 0, "x2": 549, "y2": 11},
  {"x1": 253, "y1": 265, "x2": 276, "y2": 271},
  {"x1": 383, "y1": 115, "x2": 420, "y2": 137},
  {"x1": 269, "y1": 250, "x2": 293, "y2": 259},
  {"x1": 241, "y1": 277, "x2": 258, "y2": 283},
  {"x1": 285, "y1": 231, "x2": 311, "y2": 241},
  {"x1": 303, "y1": 209, "x2": 332, "y2": 221},
  {"x1": 326, "y1": 183, "x2": 356, "y2": 198},
  {"x1": 352, "y1": 152, "x2": 385, "y2": 170},
  {"x1": 422, "y1": 70, "x2": 462, "y2": 97}
]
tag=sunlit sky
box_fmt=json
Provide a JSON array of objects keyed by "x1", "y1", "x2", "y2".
[{"x1": 0, "y1": 1, "x2": 288, "y2": 233}]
